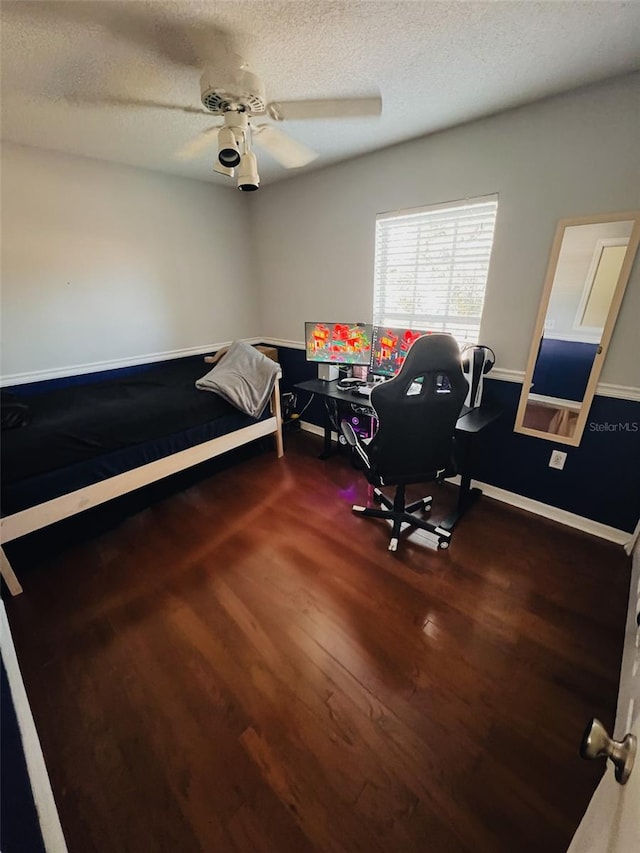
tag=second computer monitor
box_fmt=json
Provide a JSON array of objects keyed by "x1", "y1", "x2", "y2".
[{"x1": 370, "y1": 326, "x2": 428, "y2": 377}]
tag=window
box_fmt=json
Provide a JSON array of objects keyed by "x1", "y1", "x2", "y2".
[{"x1": 373, "y1": 195, "x2": 498, "y2": 344}]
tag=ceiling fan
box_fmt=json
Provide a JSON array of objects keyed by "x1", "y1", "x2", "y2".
[
  {"x1": 196, "y1": 58, "x2": 381, "y2": 190},
  {"x1": 91, "y1": 53, "x2": 382, "y2": 191},
  {"x1": 2, "y1": 3, "x2": 382, "y2": 190}
]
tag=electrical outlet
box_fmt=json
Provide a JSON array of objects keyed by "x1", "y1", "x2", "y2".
[{"x1": 549, "y1": 449, "x2": 567, "y2": 470}]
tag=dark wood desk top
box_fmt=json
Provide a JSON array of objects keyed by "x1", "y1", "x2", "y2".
[
  {"x1": 293, "y1": 378, "x2": 502, "y2": 434},
  {"x1": 294, "y1": 378, "x2": 370, "y2": 404},
  {"x1": 454, "y1": 402, "x2": 502, "y2": 433}
]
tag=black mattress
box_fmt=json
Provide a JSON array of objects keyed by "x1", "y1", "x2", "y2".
[{"x1": 1, "y1": 357, "x2": 267, "y2": 515}]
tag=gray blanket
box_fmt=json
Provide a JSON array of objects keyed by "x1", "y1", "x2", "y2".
[{"x1": 195, "y1": 341, "x2": 280, "y2": 419}]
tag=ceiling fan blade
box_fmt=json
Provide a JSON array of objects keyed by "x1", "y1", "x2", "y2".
[
  {"x1": 175, "y1": 127, "x2": 221, "y2": 161},
  {"x1": 68, "y1": 93, "x2": 210, "y2": 116},
  {"x1": 266, "y1": 96, "x2": 382, "y2": 122},
  {"x1": 213, "y1": 162, "x2": 235, "y2": 178},
  {"x1": 253, "y1": 125, "x2": 318, "y2": 169}
]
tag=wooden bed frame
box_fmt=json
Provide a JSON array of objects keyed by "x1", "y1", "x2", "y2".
[{"x1": 0, "y1": 379, "x2": 283, "y2": 596}]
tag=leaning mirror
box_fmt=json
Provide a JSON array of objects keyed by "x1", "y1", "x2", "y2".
[{"x1": 515, "y1": 211, "x2": 640, "y2": 446}]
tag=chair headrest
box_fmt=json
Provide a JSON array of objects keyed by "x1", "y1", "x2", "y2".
[{"x1": 399, "y1": 333, "x2": 463, "y2": 373}]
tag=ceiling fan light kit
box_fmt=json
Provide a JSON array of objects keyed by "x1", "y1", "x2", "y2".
[
  {"x1": 237, "y1": 151, "x2": 260, "y2": 192},
  {"x1": 199, "y1": 63, "x2": 267, "y2": 115},
  {"x1": 217, "y1": 124, "x2": 241, "y2": 168},
  {"x1": 213, "y1": 161, "x2": 235, "y2": 178},
  {"x1": 214, "y1": 111, "x2": 259, "y2": 190}
]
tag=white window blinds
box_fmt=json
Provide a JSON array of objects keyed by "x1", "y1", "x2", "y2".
[{"x1": 373, "y1": 195, "x2": 498, "y2": 344}]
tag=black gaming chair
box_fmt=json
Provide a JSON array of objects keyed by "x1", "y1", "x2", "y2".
[{"x1": 341, "y1": 334, "x2": 469, "y2": 552}]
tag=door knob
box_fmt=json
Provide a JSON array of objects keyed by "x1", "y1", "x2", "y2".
[{"x1": 580, "y1": 718, "x2": 636, "y2": 784}]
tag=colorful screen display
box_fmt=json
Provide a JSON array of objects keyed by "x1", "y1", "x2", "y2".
[
  {"x1": 370, "y1": 326, "x2": 428, "y2": 376},
  {"x1": 304, "y1": 322, "x2": 373, "y2": 365}
]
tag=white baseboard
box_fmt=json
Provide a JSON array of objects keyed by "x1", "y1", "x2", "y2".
[
  {"x1": 259, "y1": 337, "x2": 305, "y2": 351},
  {"x1": 1, "y1": 344, "x2": 224, "y2": 387},
  {"x1": 596, "y1": 383, "x2": 640, "y2": 402},
  {"x1": 485, "y1": 367, "x2": 524, "y2": 383},
  {"x1": 1, "y1": 602, "x2": 68, "y2": 852},
  {"x1": 0, "y1": 338, "x2": 263, "y2": 387},
  {"x1": 469, "y1": 479, "x2": 632, "y2": 546},
  {"x1": 300, "y1": 420, "x2": 339, "y2": 443},
  {"x1": 299, "y1": 420, "x2": 632, "y2": 546}
]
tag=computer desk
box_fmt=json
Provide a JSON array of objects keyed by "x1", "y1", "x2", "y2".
[{"x1": 293, "y1": 378, "x2": 502, "y2": 531}]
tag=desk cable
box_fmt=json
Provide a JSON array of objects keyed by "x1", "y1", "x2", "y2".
[
  {"x1": 287, "y1": 393, "x2": 315, "y2": 426},
  {"x1": 297, "y1": 393, "x2": 315, "y2": 418}
]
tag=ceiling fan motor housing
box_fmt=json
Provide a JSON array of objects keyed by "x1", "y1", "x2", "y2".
[{"x1": 200, "y1": 66, "x2": 266, "y2": 114}]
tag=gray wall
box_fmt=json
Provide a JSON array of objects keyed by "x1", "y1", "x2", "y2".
[
  {"x1": 1, "y1": 143, "x2": 259, "y2": 379},
  {"x1": 251, "y1": 74, "x2": 640, "y2": 389}
]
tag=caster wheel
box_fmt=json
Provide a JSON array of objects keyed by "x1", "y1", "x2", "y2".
[
  {"x1": 388, "y1": 538, "x2": 398, "y2": 552},
  {"x1": 438, "y1": 539, "x2": 450, "y2": 550}
]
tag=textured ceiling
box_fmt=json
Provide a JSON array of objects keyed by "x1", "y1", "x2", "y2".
[{"x1": 2, "y1": 1, "x2": 639, "y2": 187}]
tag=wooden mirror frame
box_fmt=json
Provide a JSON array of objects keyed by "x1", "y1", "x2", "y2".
[{"x1": 514, "y1": 211, "x2": 640, "y2": 446}]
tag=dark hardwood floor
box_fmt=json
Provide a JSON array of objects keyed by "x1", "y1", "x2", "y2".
[{"x1": 4, "y1": 431, "x2": 631, "y2": 852}]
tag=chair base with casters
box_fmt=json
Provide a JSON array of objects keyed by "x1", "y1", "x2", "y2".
[
  {"x1": 352, "y1": 484, "x2": 452, "y2": 552},
  {"x1": 342, "y1": 419, "x2": 453, "y2": 552}
]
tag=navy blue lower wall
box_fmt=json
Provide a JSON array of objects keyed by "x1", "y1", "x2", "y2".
[
  {"x1": 272, "y1": 344, "x2": 333, "y2": 430},
  {"x1": 1, "y1": 661, "x2": 46, "y2": 853},
  {"x1": 271, "y1": 344, "x2": 640, "y2": 534},
  {"x1": 531, "y1": 337, "x2": 597, "y2": 401},
  {"x1": 476, "y1": 380, "x2": 640, "y2": 533}
]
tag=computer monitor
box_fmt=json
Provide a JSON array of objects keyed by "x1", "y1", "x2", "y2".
[
  {"x1": 370, "y1": 326, "x2": 428, "y2": 376},
  {"x1": 304, "y1": 322, "x2": 373, "y2": 365}
]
